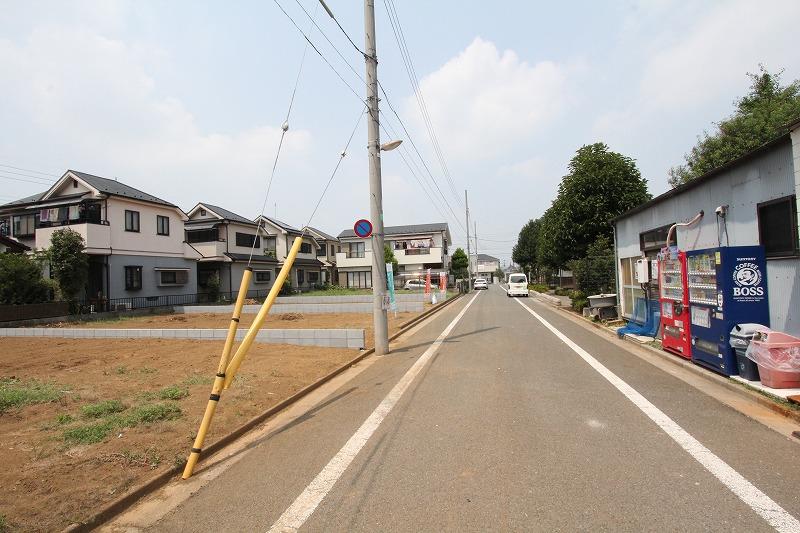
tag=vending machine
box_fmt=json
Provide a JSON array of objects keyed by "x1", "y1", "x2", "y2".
[
  {"x1": 659, "y1": 248, "x2": 691, "y2": 358},
  {"x1": 686, "y1": 246, "x2": 770, "y2": 376}
]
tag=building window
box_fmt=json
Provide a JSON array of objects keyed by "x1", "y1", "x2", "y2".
[
  {"x1": 264, "y1": 236, "x2": 277, "y2": 255},
  {"x1": 187, "y1": 228, "x2": 218, "y2": 243},
  {"x1": 300, "y1": 242, "x2": 312, "y2": 254},
  {"x1": 158, "y1": 269, "x2": 188, "y2": 286},
  {"x1": 236, "y1": 232, "x2": 260, "y2": 248},
  {"x1": 297, "y1": 269, "x2": 305, "y2": 285},
  {"x1": 330, "y1": 244, "x2": 336, "y2": 256},
  {"x1": 125, "y1": 266, "x2": 142, "y2": 290},
  {"x1": 200, "y1": 209, "x2": 206, "y2": 216},
  {"x1": 125, "y1": 210, "x2": 140, "y2": 232},
  {"x1": 639, "y1": 224, "x2": 675, "y2": 252},
  {"x1": 346, "y1": 271, "x2": 372, "y2": 288},
  {"x1": 348, "y1": 242, "x2": 365, "y2": 258},
  {"x1": 157, "y1": 215, "x2": 169, "y2": 236},
  {"x1": 758, "y1": 195, "x2": 799, "y2": 258},
  {"x1": 254, "y1": 270, "x2": 271, "y2": 284},
  {"x1": 73, "y1": 179, "x2": 78, "y2": 188},
  {"x1": 316, "y1": 245, "x2": 326, "y2": 257},
  {"x1": 12, "y1": 214, "x2": 35, "y2": 237},
  {"x1": 308, "y1": 271, "x2": 319, "y2": 283}
]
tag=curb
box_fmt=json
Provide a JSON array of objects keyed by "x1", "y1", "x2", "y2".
[
  {"x1": 62, "y1": 292, "x2": 464, "y2": 533},
  {"x1": 531, "y1": 293, "x2": 800, "y2": 425}
]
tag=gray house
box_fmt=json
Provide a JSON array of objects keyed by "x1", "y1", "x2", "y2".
[{"x1": 612, "y1": 120, "x2": 800, "y2": 335}]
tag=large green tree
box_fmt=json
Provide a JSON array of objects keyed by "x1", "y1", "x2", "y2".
[
  {"x1": 0, "y1": 253, "x2": 51, "y2": 304},
  {"x1": 449, "y1": 247, "x2": 469, "y2": 279},
  {"x1": 669, "y1": 66, "x2": 800, "y2": 187},
  {"x1": 512, "y1": 218, "x2": 541, "y2": 273},
  {"x1": 538, "y1": 143, "x2": 650, "y2": 267},
  {"x1": 48, "y1": 228, "x2": 89, "y2": 304}
]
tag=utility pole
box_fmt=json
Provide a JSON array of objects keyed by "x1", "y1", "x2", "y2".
[
  {"x1": 465, "y1": 189, "x2": 472, "y2": 291},
  {"x1": 365, "y1": 0, "x2": 389, "y2": 355},
  {"x1": 474, "y1": 221, "x2": 478, "y2": 281}
]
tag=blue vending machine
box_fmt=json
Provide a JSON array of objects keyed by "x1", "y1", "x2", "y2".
[{"x1": 686, "y1": 246, "x2": 770, "y2": 376}]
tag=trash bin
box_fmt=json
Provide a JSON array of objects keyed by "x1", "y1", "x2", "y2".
[
  {"x1": 746, "y1": 331, "x2": 800, "y2": 389},
  {"x1": 729, "y1": 324, "x2": 768, "y2": 381}
]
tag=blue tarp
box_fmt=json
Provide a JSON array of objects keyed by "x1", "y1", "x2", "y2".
[{"x1": 617, "y1": 297, "x2": 661, "y2": 338}]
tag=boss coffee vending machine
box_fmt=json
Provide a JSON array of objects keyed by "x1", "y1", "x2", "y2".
[{"x1": 686, "y1": 246, "x2": 770, "y2": 376}]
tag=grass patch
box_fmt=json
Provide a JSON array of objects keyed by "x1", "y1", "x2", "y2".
[
  {"x1": 139, "y1": 367, "x2": 158, "y2": 375},
  {"x1": 158, "y1": 385, "x2": 189, "y2": 401},
  {"x1": 123, "y1": 403, "x2": 182, "y2": 425},
  {"x1": 62, "y1": 402, "x2": 182, "y2": 446},
  {"x1": 0, "y1": 378, "x2": 65, "y2": 413},
  {"x1": 81, "y1": 399, "x2": 126, "y2": 418},
  {"x1": 62, "y1": 420, "x2": 115, "y2": 445},
  {"x1": 183, "y1": 374, "x2": 213, "y2": 386},
  {"x1": 299, "y1": 287, "x2": 373, "y2": 296},
  {"x1": 0, "y1": 514, "x2": 8, "y2": 532},
  {"x1": 56, "y1": 413, "x2": 74, "y2": 425},
  {"x1": 114, "y1": 366, "x2": 128, "y2": 375}
]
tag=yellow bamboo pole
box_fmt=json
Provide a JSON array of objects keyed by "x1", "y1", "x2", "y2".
[
  {"x1": 182, "y1": 268, "x2": 252, "y2": 479},
  {"x1": 223, "y1": 236, "x2": 302, "y2": 390}
]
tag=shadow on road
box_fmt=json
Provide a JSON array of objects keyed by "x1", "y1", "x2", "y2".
[{"x1": 390, "y1": 326, "x2": 500, "y2": 355}]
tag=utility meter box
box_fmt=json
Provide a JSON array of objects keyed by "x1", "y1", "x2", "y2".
[{"x1": 635, "y1": 259, "x2": 650, "y2": 283}]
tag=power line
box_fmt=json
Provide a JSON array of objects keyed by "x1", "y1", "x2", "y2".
[
  {"x1": 0, "y1": 173, "x2": 55, "y2": 186},
  {"x1": 317, "y1": 0, "x2": 367, "y2": 57},
  {"x1": 0, "y1": 169, "x2": 55, "y2": 183},
  {"x1": 0, "y1": 163, "x2": 59, "y2": 178}
]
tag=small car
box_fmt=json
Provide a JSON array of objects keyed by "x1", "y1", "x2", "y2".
[
  {"x1": 403, "y1": 279, "x2": 427, "y2": 290},
  {"x1": 507, "y1": 274, "x2": 529, "y2": 297},
  {"x1": 473, "y1": 278, "x2": 488, "y2": 290}
]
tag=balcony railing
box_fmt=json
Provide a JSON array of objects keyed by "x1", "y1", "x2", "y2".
[
  {"x1": 403, "y1": 248, "x2": 431, "y2": 256},
  {"x1": 346, "y1": 252, "x2": 366, "y2": 258},
  {"x1": 37, "y1": 218, "x2": 107, "y2": 229}
]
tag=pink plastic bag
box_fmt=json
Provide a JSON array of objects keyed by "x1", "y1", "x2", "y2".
[{"x1": 745, "y1": 331, "x2": 800, "y2": 372}]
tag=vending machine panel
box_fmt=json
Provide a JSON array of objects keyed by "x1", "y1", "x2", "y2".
[{"x1": 659, "y1": 249, "x2": 691, "y2": 358}]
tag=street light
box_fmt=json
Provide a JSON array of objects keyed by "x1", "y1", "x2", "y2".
[{"x1": 380, "y1": 139, "x2": 403, "y2": 151}]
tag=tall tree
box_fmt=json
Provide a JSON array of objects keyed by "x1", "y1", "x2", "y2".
[
  {"x1": 48, "y1": 228, "x2": 89, "y2": 305},
  {"x1": 669, "y1": 66, "x2": 800, "y2": 187},
  {"x1": 449, "y1": 247, "x2": 469, "y2": 279},
  {"x1": 512, "y1": 218, "x2": 541, "y2": 273},
  {"x1": 539, "y1": 143, "x2": 650, "y2": 267}
]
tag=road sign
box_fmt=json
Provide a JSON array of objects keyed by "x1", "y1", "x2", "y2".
[{"x1": 354, "y1": 219, "x2": 373, "y2": 238}]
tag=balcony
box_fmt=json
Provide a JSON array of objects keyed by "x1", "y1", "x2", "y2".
[
  {"x1": 190, "y1": 240, "x2": 227, "y2": 259},
  {"x1": 335, "y1": 250, "x2": 373, "y2": 268},
  {"x1": 397, "y1": 247, "x2": 443, "y2": 265},
  {"x1": 36, "y1": 223, "x2": 111, "y2": 253}
]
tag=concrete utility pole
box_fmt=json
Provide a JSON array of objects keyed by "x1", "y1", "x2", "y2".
[
  {"x1": 465, "y1": 189, "x2": 472, "y2": 290},
  {"x1": 474, "y1": 221, "x2": 478, "y2": 280},
  {"x1": 365, "y1": 0, "x2": 389, "y2": 355}
]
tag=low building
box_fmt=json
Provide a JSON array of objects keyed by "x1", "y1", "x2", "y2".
[
  {"x1": 612, "y1": 121, "x2": 800, "y2": 335},
  {"x1": 470, "y1": 253, "x2": 500, "y2": 282},
  {"x1": 336, "y1": 222, "x2": 451, "y2": 288}
]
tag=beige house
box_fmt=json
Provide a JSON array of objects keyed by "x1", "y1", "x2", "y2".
[
  {"x1": 254, "y1": 216, "x2": 324, "y2": 292},
  {"x1": 471, "y1": 253, "x2": 500, "y2": 282},
  {"x1": 304, "y1": 226, "x2": 340, "y2": 285}
]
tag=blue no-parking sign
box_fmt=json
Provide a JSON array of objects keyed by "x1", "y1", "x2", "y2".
[{"x1": 354, "y1": 219, "x2": 373, "y2": 238}]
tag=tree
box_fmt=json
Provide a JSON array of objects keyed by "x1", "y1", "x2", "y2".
[
  {"x1": 48, "y1": 228, "x2": 89, "y2": 304},
  {"x1": 538, "y1": 143, "x2": 650, "y2": 267},
  {"x1": 669, "y1": 66, "x2": 800, "y2": 187},
  {"x1": 567, "y1": 235, "x2": 615, "y2": 296},
  {"x1": 0, "y1": 253, "x2": 51, "y2": 304},
  {"x1": 449, "y1": 247, "x2": 469, "y2": 279},
  {"x1": 512, "y1": 218, "x2": 541, "y2": 275},
  {"x1": 383, "y1": 244, "x2": 398, "y2": 274}
]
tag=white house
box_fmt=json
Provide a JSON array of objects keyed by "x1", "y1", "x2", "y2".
[
  {"x1": 253, "y1": 216, "x2": 324, "y2": 292},
  {"x1": 304, "y1": 226, "x2": 340, "y2": 285},
  {"x1": 336, "y1": 222, "x2": 451, "y2": 288},
  {"x1": 470, "y1": 253, "x2": 500, "y2": 282}
]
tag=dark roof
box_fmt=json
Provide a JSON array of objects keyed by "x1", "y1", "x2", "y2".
[
  {"x1": 290, "y1": 257, "x2": 324, "y2": 267},
  {"x1": 0, "y1": 191, "x2": 46, "y2": 208},
  {"x1": 612, "y1": 133, "x2": 792, "y2": 223},
  {"x1": 67, "y1": 170, "x2": 177, "y2": 207},
  {"x1": 259, "y1": 216, "x2": 302, "y2": 234},
  {"x1": 224, "y1": 253, "x2": 278, "y2": 263},
  {"x1": 476, "y1": 254, "x2": 499, "y2": 262},
  {"x1": 198, "y1": 203, "x2": 256, "y2": 226},
  {"x1": 304, "y1": 226, "x2": 338, "y2": 241},
  {"x1": 338, "y1": 222, "x2": 449, "y2": 238},
  {"x1": 0, "y1": 235, "x2": 30, "y2": 252}
]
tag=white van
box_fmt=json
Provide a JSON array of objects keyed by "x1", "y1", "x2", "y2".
[{"x1": 507, "y1": 273, "x2": 529, "y2": 297}]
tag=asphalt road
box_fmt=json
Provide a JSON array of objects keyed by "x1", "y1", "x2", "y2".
[{"x1": 147, "y1": 285, "x2": 800, "y2": 532}]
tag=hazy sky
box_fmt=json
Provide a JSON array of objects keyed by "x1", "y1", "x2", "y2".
[{"x1": 1, "y1": 0, "x2": 798, "y2": 262}]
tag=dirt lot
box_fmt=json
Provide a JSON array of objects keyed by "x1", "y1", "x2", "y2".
[{"x1": 0, "y1": 311, "x2": 413, "y2": 532}]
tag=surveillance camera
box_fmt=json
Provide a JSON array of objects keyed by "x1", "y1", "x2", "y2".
[{"x1": 715, "y1": 205, "x2": 728, "y2": 216}]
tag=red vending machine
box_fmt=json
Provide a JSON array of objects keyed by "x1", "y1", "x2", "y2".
[{"x1": 659, "y1": 248, "x2": 691, "y2": 358}]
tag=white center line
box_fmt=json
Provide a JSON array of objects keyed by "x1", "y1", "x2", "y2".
[
  {"x1": 267, "y1": 291, "x2": 482, "y2": 532},
  {"x1": 513, "y1": 296, "x2": 800, "y2": 533}
]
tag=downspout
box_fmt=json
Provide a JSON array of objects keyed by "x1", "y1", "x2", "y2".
[
  {"x1": 613, "y1": 222, "x2": 620, "y2": 306},
  {"x1": 665, "y1": 211, "x2": 704, "y2": 249}
]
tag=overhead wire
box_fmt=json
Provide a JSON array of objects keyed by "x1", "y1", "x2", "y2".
[{"x1": 0, "y1": 163, "x2": 59, "y2": 178}]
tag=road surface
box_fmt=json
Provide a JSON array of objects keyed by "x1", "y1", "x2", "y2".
[{"x1": 143, "y1": 285, "x2": 800, "y2": 532}]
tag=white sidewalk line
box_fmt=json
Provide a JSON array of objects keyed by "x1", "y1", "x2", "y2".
[
  {"x1": 267, "y1": 291, "x2": 482, "y2": 533},
  {"x1": 514, "y1": 297, "x2": 800, "y2": 533}
]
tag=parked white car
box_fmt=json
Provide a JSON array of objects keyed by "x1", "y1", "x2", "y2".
[
  {"x1": 507, "y1": 274, "x2": 529, "y2": 297},
  {"x1": 474, "y1": 278, "x2": 488, "y2": 290},
  {"x1": 403, "y1": 280, "x2": 427, "y2": 291}
]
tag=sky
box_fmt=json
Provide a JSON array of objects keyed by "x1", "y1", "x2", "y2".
[{"x1": 1, "y1": 0, "x2": 798, "y2": 264}]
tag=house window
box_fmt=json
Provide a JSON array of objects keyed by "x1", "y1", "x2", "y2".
[
  {"x1": 254, "y1": 270, "x2": 271, "y2": 284},
  {"x1": 346, "y1": 271, "x2": 371, "y2": 288},
  {"x1": 348, "y1": 242, "x2": 365, "y2": 258},
  {"x1": 125, "y1": 210, "x2": 140, "y2": 232},
  {"x1": 758, "y1": 195, "x2": 799, "y2": 258},
  {"x1": 264, "y1": 236, "x2": 277, "y2": 256},
  {"x1": 236, "y1": 232, "x2": 260, "y2": 248},
  {"x1": 12, "y1": 214, "x2": 35, "y2": 237},
  {"x1": 158, "y1": 269, "x2": 188, "y2": 286},
  {"x1": 316, "y1": 245, "x2": 326, "y2": 257},
  {"x1": 200, "y1": 209, "x2": 206, "y2": 216},
  {"x1": 330, "y1": 244, "x2": 336, "y2": 256},
  {"x1": 297, "y1": 269, "x2": 305, "y2": 285},
  {"x1": 300, "y1": 242, "x2": 312, "y2": 254},
  {"x1": 187, "y1": 228, "x2": 218, "y2": 243},
  {"x1": 73, "y1": 179, "x2": 78, "y2": 188},
  {"x1": 157, "y1": 215, "x2": 170, "y2": 236},
  {"x1": 308, "y1": 271, "x2": 319, "y2": 283},
  {"x1": 125, "y1": 266, "x2": 142, "y2": 291},
  {"x1": 639, "y1": 224, "x2": 675, "y2": 252}
]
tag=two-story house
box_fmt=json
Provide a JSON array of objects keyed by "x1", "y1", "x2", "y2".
[
  {"x1": 336, "y1": 222, "x2": 451, "y2": 288},
  {"x1": 304, "y1": 226, "x2": 340, "y2": 285},
  {"x1": 184, "y1": 203, "x2": 279, "y2": 295},
  {"x1": 471, "y1": 253, "x2": 500, "y2": 282},
  {"x1": 0, "y1": 170, "x2": 196, "y2": 304},
  {"x1": 254, "y1": 216, "x2": 324, "y2": 292}
]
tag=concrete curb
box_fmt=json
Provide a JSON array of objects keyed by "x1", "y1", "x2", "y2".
[
  {"x1": 531, "y1": 294, "x2": 800, "y2": 425},
  {"x1": 177, "y1": 301, "x2": 424, "y2": 314},
  {"x1": 62, "y1": 292, "x2": 464, "y2": 533},
  {"x1": 0, "y1": 327, "x2": 366, "y2": 350}
]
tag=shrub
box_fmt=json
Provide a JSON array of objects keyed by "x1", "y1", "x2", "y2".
[
  {"x1": 206, "y1": 272, "x2": 221, "y2": 302},
  {"x1": 529, "y1": 284, "x2": 549, "y2": 293},
  {"x1": 279, "y1": 278, "x2": 293, "y2": 296},
  {"x1": 0, "y1": 253, "x2": 51, "y2": 304}
]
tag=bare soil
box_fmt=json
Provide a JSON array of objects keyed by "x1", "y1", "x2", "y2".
[{"x1": 0, "y1": 333, "x2": 381, "y2": 531}]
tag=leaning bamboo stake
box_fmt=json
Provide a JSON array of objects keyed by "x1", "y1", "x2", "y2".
[
  {"x1": 223, "y1": 236, "x2": 303, "y2": 390},
  {"x1": 182, "y1": 268, "x2": 253, "y2": 479}
]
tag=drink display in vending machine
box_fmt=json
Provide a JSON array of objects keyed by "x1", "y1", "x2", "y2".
[
  {"x1": 686, "y1": 246, "x2": 770, "y2": 376},
  {"x1": 658, "y1": 247, "x2": 691, "y2": 358}
]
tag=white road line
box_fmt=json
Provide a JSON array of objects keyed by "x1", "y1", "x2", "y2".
[
  {"x1": 513, "y1": 297, "x2": 800, "y2": 533},
  {"x1": 267, "y1": 291, "x2": 482, "y2": 532}
]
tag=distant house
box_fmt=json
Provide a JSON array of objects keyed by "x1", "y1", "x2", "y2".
[
  {"x1": 336, "y1": 223, "x2": 451, "y2": 288},
  {"x1": 470, "y1": 253, "x2": 500, "y2": 282},
  {"x1": 0, "y1": 234, "x2": 30, "y2": 253},
  {"x1": 0, "y1": 170, "x2": 195, "y2": 304},
  {"x1": 304, "y1": 226, "x2": 340, "y2": 285},
  {"x1": 253, "y1": 216, "x2": 324, "y2": 292}
]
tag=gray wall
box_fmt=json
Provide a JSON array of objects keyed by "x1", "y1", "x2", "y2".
[
  {"x1": 614, "y1": 138, "x2": 799, "y2": 335},
  {"x1": 108, "y1": 254, "x2": 198, "y2": 299}
]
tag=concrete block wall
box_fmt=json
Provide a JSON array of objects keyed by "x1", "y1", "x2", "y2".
[
  {"x1": 0, "y1": 328, "x2": 365, "y2": 349},
  {"x1": 176, "y1": 301, "x2": 424, "y2": 314}
]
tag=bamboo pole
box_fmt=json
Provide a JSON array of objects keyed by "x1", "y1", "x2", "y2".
[
  {"x1": 223, "y1": 236, "x2": 303, "y2": 389},
  {"x1": 182, "y1": 268, "x2": 252, "y2": 480}
]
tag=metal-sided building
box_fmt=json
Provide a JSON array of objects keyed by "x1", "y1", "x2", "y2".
[{"x1": 612, "y1": 120, "x2": 800, "y2": 336}]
